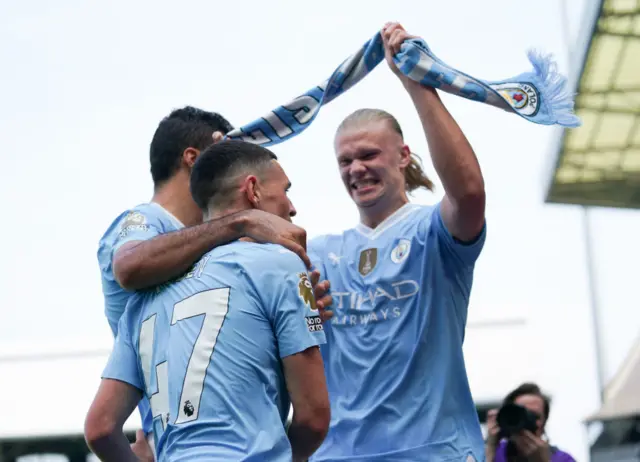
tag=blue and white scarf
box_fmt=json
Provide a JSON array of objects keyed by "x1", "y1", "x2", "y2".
[{"x1": 226, "y1": 32, "x2": 580, "y2": 147}]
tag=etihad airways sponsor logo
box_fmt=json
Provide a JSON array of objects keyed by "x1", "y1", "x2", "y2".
[
  {"x1": 332, "y1": 280, "x2": 419, "y2": 310},
  {"x1": 330, "y1": 279, "x2": 420, "y2": 327}
]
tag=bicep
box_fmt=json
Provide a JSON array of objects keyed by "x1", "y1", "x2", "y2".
[
  {"x1": 282, "y1": 346, "x2": 328, "y2": 415},
  {"x1": 433, "y1": 199, "x2": 486, "y2": 266},
  {"x1": 86, "y1": 378, "x2": 142, "y2": 429}
]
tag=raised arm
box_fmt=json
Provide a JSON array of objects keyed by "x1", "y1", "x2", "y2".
[
  {"x1": 114, "y1": 209, "x2": 310, "y2": 291},
  {"x1": 383, "y1": 23, "x2": 486, "y2": 242}
]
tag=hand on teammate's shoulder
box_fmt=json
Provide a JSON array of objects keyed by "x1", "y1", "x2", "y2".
[{"x1": 242, "y1": 209, "x2": 310, "y2": 268}]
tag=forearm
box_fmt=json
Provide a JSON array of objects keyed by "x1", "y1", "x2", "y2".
[
  {"x1": 89, "y1": 432, "x2": 138, "y2": 462},
  {"x1": 404, "y1": 80, "x2": 484, "y2": 201},
  {"x1": 115, "y1": 210, "x2": 250, "y2": 290},
  {"x1": 287, "y1": 419, "x2": 325, "y2": 462}
]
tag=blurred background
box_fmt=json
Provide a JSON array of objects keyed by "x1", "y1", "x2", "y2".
[{"x1": 0, "y1": 0, "x2": 638, "y2": 460}]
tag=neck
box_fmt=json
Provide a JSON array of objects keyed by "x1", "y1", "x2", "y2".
[
  {"x1": 205, "y1": 203, "x2": 255, "y2": 242},
  {"x1": 358, "y1": 193, "x2": 409, "y2": 229},
  {"x1": 205, "y1": 203, "x2": 247, "y2": 222},
  {"x1": 152, "y1": 173, "x2": 203, "y2": 227}
]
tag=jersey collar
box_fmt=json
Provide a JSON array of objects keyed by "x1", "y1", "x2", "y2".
[
  {"x1": 355, "y1": 203, "x2": 420, "y2": 240},
  {"x1": 150, "y1": 202, "x2": 185, "y2": 229}
]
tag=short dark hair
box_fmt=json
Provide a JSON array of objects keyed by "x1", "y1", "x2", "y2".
[
  {"x1": 190, "y1": 140, "x2": 277, "y2": 211},
  {"x1": 503, "y1": 382, "x2": 551, "y2": 422},
  {"x1": 149, "y1": 106, "x2": 234, "y2": 186}
]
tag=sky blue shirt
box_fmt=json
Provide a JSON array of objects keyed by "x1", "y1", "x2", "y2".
[
  {"x1": 97, "y1": 202, "x2": 183, "y2": 434},
  {"x1": 308, "y1": 202, "x2": 486, "y2": 462},
  {"x1": 102, "y1": 292, "x2": 170, "y2": 449},
  {"x1": 104, "y1": 241, "x2": 326, "y2": 461},
  {"x1": 97, "y1": 202, "x2": 184, "y2": 335}
]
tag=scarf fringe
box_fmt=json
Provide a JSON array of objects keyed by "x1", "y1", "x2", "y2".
[{"x1": 526, "y1": 50, "x2": 582, "y2": 128}]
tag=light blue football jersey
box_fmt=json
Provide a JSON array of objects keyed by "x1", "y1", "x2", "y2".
[
  {"x1": 98, "y1": 202, "x2": 184, "y2": 335},
  {"x1": 101, "y1": 293, "x2": 171, "y2": 450},
  {"x1": 97, "y1": 202, "x2": 183, "y2": 434},
  {"x1": 144, "y1": 242, "x2": 325, "y2": 461},
  {"x1": 308, "y1": 202, "x2": 486, "y2": 462}
]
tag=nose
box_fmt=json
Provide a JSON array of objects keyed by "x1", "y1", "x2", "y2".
[
  {"x1": 349, "y1": 159, "x2": 367, "y2": 177},
  {"x1": 289, "y1": 200, "x2": 297, "y2": 218}
]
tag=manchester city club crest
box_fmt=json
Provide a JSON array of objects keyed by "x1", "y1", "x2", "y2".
[
  {"x1": 391, "y1": 239, "x2": 411, "y2": 264},
  {"x1": 492, "y1": 82, "x2": 540, "y2": 117},
  {"x1": 358, "y1": 248, "x2": 377, "y2": 276}
]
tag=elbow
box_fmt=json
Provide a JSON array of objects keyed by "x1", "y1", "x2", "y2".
[
  {"x1": 464, "y1": 178, "x2": 485, "y2": 204},
  {"x1": 296, "y1": 403, "x2": 331, "y2": 443},
  {"x1": 84, "y1": 412, "x2": 118, "y2": 454},
  {"x1": 458, "y1": 182, "x2": 485, "y2": 214},
  {"x1": 112, "y1": 255, "x2": 138, "y2": 291}
]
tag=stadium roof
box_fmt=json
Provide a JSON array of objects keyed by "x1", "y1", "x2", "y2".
[
  {"x1": 586, "y1": 332, "x2": 640, "y2": 422},
  {"x1": 546, "y1": 0, "x2": 640, "y2": 208}
]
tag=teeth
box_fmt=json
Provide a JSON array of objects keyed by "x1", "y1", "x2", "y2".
[{"x1": 352, "y1": 180, "x2": 376, "y2": 189}]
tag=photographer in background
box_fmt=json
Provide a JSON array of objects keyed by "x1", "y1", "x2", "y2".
[{"x1": 486, "y1": 383, "x2": 576, "y2": 462}]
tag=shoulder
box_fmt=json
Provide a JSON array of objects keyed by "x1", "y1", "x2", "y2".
[
  {"x1": 308, "y1": 232, "x2": 348, "y2": 254},
  {"x1": 98, "y1": 203, "x2": 154, "y2": 242},
  {"x1": 207, "y1": 242, "x2": 308, "y2": 274},
  {"x1": 250, "y1": 243, "x2": 308, "y2": 272},
  {"x1": 406, "y1": 203, "x2": 438, "y2": 225}
]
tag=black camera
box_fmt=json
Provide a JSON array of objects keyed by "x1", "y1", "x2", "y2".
[{"x1": 496, "y1": 403, "x2": 539, "y2": 438}]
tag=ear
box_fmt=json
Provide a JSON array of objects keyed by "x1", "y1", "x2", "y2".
[
  {"x1": 183, "y1": 147, "x2": 200, "y2": 169},
  {"x1": 242, "y1": 175, "x2": 261, "y2": 208},
  {"x1": 399, "y1": 145, "x2": 411, "y2": 168}
]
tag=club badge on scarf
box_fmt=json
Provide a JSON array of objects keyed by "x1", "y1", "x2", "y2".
[{"x1": 226, "y1": 32, "x2": 580, "y2": 148}]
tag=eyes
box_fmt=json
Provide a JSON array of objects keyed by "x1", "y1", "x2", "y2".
[{"x1": 338, "y1": 151, "x2": 379, "y2": 167}]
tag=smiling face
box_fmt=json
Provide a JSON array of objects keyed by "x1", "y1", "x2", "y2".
[{"x1": 334, "y1": 119, "x2": 410, "y2": 213}]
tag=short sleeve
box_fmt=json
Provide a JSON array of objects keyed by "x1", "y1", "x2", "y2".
[
  {"x1": 429, "y1": 201, "x2": 486, "y2": 266},
  {"x1": 260, "y1": 248, "x2": 326, "y2": 358},
  {"x1": 102, "y1": 314, "x2": 144, "y2": 392},
  {"x1": 112, "y1": 209, "x2": 162, "y2": 254}
]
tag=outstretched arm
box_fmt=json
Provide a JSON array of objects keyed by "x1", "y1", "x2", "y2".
[
  {"x1": 114, "y1": 209, "x2": 310, "y2": 290},
  {"x1": 382, "y1": 23, "x2": 486, "y2": 242}
]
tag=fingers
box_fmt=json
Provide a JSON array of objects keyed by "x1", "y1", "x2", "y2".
[
  {"x1": 212, "y1": 131, "x2": 225, "y2": 143},
  {"x1": 316, "y1": 293, "x2": 332, "y2": 310},
  {"x1": 281, "y1": 240, "x2": 311, "y2": 269},
  {"x1": 135, "y1": 429, "x2": 146, "y2": 442},
  {"x1": 296, "y1": 228, "x2": 307, "y2": 252},
  {"x1": 319, "y1": 309, "x2": 334, "y2": 323},
  {"x1": 312, "y1": 277, "x2": 329, "y2": 298},
  {"x1": 310, "y1": 269, "x2": 320, "y2": 288},
  {"x1": 313, "y1": 279, "x2": 332, "y2": 309},
  {"x1": 382, "y1": 22, "x2": 413, "y2": 55},
  {"x1": 511, "y1": 431, "x2": 542, "y2": 456}
]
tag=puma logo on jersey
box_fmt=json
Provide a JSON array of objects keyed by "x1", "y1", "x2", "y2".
[{"x1": 328, "y1": 252, "x2": 343, "y2": 266}]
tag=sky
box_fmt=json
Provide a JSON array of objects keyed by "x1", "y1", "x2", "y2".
[{"x1": 1, "y1": 0, "x2": 639, "y2": 460}]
